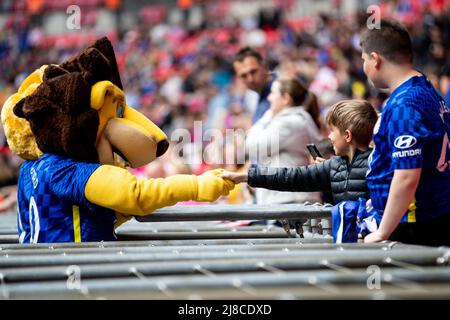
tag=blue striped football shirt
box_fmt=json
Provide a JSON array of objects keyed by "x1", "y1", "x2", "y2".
[
  {"x1": 366, "y1": 75, "x2": 450, "y2": 223},
  {"x1": 17, "y1": 153, "x2": 117, "y2": 243}
]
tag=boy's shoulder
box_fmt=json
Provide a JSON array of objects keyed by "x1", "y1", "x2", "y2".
[
  {"x1": 327, "y1": 155, "x2": 348, "y2": 168},
  {"x1": 348, "y1": 148, "x2": 372, "y2": 168},
  {"x1": 326, "y1": 151, "x2": 371, "y2": 172}
]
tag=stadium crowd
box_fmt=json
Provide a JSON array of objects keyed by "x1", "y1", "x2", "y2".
[{"x1": 0, "y1": 0, "x2": 449, "y2": 209}]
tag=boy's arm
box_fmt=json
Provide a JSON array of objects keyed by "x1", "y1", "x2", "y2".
[
  {"x1": 247, "y1": 160, "x2": 332, "y2": 192},
  {"x1": 364, "y1": 168, "x2": 421, "y2": 243}
]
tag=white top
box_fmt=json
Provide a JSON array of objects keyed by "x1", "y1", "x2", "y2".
[{"x1": 246, "y1": 106, "x2": 323, "y2": 205}]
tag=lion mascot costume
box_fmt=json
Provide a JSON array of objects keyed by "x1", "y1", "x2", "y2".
[{"x1": 1, "y1": 37, "x2": 234, "y2": 243}]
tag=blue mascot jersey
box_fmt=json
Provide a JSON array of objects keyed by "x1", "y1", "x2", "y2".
[
  {"x1": 366, "y1": 75, "x2": 450, "y2": 223},
  {"x1": 17, "y1": 153, "x2": 117, "y2": 243}
]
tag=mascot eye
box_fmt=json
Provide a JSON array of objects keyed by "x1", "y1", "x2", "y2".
[{"x1": 116, "y1": 104, "x2": 124, "y2": 118}]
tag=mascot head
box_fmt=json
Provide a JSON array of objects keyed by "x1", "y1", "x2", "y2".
[{"x1": 1, "y1": 37, "x2": 169, "y2": 168}]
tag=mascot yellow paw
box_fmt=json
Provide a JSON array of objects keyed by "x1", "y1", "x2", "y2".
[{"x1": 197, "y1": 169, "x2": 235, "y2": 202}]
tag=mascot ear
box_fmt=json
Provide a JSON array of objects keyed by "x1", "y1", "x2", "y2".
[
  {"x1": 13, "y1": 98, "x2": 26, "y2": 119},
  {"x1": 13, "y1": 95, "x2": 51, "y2": 120},
  {"x1": 59, "y1": 37, "x2": 123, "y2": 89},
  {"x1": 89, "y1": 37, "x2": 123, "y2": 89},
  {"x1": 78, "y1": 48, "x2": 112, "y2": 86},
  {"x1": 43, "y1": 65, "x2": 69, "y2": 81}
]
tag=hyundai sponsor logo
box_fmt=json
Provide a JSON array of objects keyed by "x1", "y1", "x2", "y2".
[
  {"x1": 392, "y1": 149, "x2": 421, "y2": 158},
  {"x1": 394, "y1": 135, "x2": 417, "y2": 149}
]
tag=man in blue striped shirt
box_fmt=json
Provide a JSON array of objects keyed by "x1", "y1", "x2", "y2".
[{"x1": 361, "y1": 19, "x2": 450, "y2": 246}]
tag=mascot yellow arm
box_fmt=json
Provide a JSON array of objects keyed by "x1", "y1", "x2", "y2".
[{"x1": 84, "y1": 165, "x2": 234, "y2": 223}]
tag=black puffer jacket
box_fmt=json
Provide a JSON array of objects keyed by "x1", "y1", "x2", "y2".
[{"x1": 248, "y1": 148, "x2": 372, "y2": 204}]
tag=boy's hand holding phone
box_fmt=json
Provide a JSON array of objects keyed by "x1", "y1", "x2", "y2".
[
  {"x1": 306, "y1": 143, "x2": 323, "y2": 160},
  {"x1": 314, "y1": 157, "x2": 325, "y2": 164}
]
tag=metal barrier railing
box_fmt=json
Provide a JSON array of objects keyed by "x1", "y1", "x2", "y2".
[
  {"x1": 0, "y1": 203, "x2": 334, "y2": 242},
  {"x1": 136, "y1": 203, "x2": 332, "y2": 222},
  {"x1": 134, "y1": 203, "x2": 333, "y2": 239},
  {"x1": 1, "y1": 207, "x2": 450, "y2": 300}
]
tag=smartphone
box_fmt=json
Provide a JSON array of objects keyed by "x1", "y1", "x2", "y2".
[{"x1": 306, "y1": 143, "x2": 323, "y2": 160}]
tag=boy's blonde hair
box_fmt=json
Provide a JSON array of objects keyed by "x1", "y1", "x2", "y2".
[{"x1": 326, "y1": 100, "x2": 378, "y2": 147}]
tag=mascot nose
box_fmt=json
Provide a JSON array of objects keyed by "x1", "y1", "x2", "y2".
[
  {"x1": 118, "y1": 104, "x2": 169, "y2": 158},
  {"x1": 157, "y1": 140, "x2": 169, "y2": 157}
]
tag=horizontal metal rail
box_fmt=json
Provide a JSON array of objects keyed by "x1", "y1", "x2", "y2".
[
  {"x1": 0, "y1": 239, "x2": 425, "y2": 251},
  {"x1": 0, "y1": 235, "x2": 18, "y2": 244},
  {"x1": 0, "y1": 247, "x2": 446, "y2": 268},
  {"x1": 0, "y1": 242, "x2": 419, "y2": 256},
  {"x1": 0, "y1": 242, "x2": 354, "y2": 256},
  {"x1": 136, "y1": 204, "x2": 332, "y2": 222},
  {"x1": 116, "y1": 230, "x2": 297, "y2": 240},
  {"x1": 4, "y1": 283, "x2": 450, "y2": 300}
]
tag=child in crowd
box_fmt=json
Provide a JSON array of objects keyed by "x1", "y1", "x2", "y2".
[{"x1": 220, "y1": 99, "x2": 378, "y2": 206}]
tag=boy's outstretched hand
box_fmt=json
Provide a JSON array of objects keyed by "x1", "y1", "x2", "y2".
[{"x1": 218, "y1": 170, "x2": 249, "y2": 184}]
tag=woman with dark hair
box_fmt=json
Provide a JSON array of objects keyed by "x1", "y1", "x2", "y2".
[
  {"x1": 277, "y1": 78, "x2": 322, "y2": 131},
  {"x1": 301, "y1": 90, "x2": 323, "y2": 132}
]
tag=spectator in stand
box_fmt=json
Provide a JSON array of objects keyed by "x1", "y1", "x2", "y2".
[
  {"x1": 0, "y1": 1, "x2": 449, "y2": 209},
  {"x1": 233, "y1": 47, "x2": 273, "y2": 124},
  {"x1": 245, "y1": 77, "x2": 323, "y2": 209},
  {"x1": 361, "y1": 19, "x2": 450, "y2": 246}
]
